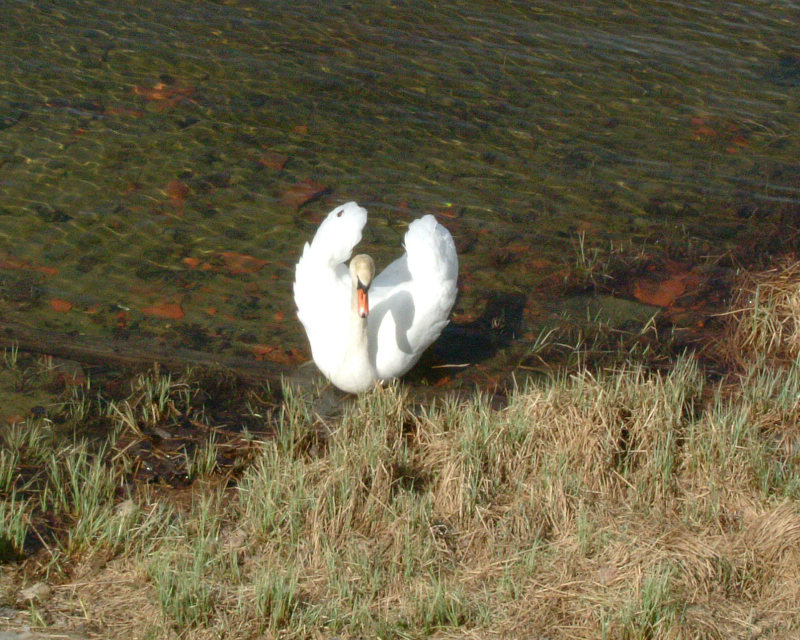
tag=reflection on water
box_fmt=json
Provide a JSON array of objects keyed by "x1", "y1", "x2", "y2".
[{"x1": 1, "y1": 0, "x2": 799, "y2": 382}]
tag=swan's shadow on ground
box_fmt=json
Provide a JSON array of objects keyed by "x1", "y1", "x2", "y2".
[{"x1": 408, "y1": 291, "x2": 527, "y2": 385}]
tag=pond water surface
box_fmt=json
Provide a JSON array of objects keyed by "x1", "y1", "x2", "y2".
[{"x1": 1, "y1": 0, "x2": 799, "y2": 387}]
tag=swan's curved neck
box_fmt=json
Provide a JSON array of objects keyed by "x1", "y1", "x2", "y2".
[
  {"x1": 348, "y1": 283, "x2": 369, "y2": 351},
  {"x1": 333, "y1": 270, "x2": 377, "y2": 392}
]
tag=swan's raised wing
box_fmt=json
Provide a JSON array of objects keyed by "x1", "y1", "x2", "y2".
[
  {"x1": 404, "y1": 214, "x2": 458, "y2": 287},
  {"x1": 370, "y1": 214, "x2": 458, "y2": 379},
  {"x1": 305, "y1": 201, "x2": 367, "y2": 268},
  {"x1": 293, "y1": 202, "x2": 367, "y2": 378}
]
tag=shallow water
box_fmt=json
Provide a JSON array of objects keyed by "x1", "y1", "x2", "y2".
[{"x1": 1, "y1": 0, "x2": 799, "y2": 385}]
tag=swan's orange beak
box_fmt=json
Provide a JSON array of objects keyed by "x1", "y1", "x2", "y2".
[{"x1": 357, "y1": 285, "x2": 369, "y2": 318}]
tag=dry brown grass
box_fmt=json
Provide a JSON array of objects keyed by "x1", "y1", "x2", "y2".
[
  {"x1": 724, "y1": 256, "x2": 800, "y2": 365},
  {"x1": 4, "y1": 261, "x2": 800, "y2": 638}
]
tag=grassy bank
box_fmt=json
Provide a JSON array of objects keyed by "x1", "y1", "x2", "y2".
[{"x1": 3, "y1": 260, "x2": 800, "y2": 638}]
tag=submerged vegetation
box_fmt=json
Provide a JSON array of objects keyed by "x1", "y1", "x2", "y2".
[{"x1": 2, "y1": 257, "x2": 800, "y2": 639}]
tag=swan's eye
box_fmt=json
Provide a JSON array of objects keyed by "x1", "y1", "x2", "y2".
[{"x1": 336, "y1": 210, "x2": 343, "y2": 217}]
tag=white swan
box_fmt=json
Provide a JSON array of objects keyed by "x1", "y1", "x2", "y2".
[{"x1": 294, "y1": 202, "x2": 458, "y2": 393}]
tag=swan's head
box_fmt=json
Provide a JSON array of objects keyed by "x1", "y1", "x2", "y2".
[{"x1": 350, "y1": 254, "x2": 375, "y2": 318}]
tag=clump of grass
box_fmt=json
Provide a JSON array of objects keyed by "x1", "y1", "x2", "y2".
[
  {"x1": 724, "y1": 257, "x2": 800, "y2": 364},
  {"x1": 0, "y1": 449, "x2": 20, "y2": 494},
  {"x1": 619, "y1": 563, "x2": 681, "y2": 639},
  {"x1": 151, "y1": 552, "x2": 219, "y2": 629},
  {"x1": 185, "y1": 433, "x2": 220, "y2": 480},
  {"x1": 3, "y1": 342, "x2": 20, "y2": 370},
  {"x1": 567, "y1": 232, "x2": 653, "y2": 293},
  {"x1": 106, "y1": 368, "x2": 192, "y2": 436},
  {"x1": 0, "y1": 491, "x2": 28, "y2": 562},
  {"x1": 238, "y1": 440, "x2": 309, "y2": 545},
  {"x1": 44, "y1": 441, "x2": 119, "y2": 554},
  {"x1": 253, "y1": 568, "x2": 301, "y2": 631}
]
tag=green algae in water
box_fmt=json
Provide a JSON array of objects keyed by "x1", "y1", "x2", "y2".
[{"x1": 0, "y1": 0, "x2": 798, "y2": 380}]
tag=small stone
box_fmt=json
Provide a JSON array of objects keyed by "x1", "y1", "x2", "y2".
[
  {"x1": 18, "y1": 582, "x2": 51, "y2": 603},
  {"x1": 114, "y1": 499, "x2": 137, "y2": 518},
  {"x1": 224, "y1": 528, "x2": 248, "y2": 551}
]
